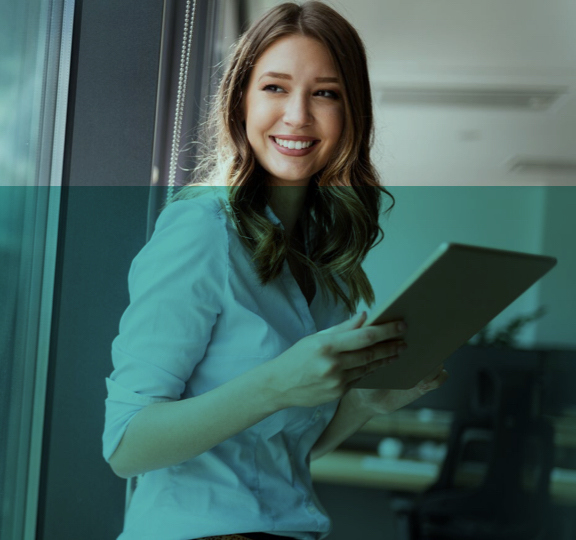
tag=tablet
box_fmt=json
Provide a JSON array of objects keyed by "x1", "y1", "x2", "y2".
[{"x1": 355, "y1": 242, "x2": 557, "y2": 390}]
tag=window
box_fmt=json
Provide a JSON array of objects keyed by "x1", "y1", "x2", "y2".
[{"x1": 0, "y1": 0, "x2": 74, "y2": 538}]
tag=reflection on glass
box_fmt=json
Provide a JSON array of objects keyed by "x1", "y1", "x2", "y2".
[{"x1": 0, "y1": 0, "x2": 73, "y2": 538}]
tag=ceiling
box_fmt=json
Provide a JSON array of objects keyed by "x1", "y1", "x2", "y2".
[{"x1": 248, "y1": 0, "x2": 576, "y2": 185}]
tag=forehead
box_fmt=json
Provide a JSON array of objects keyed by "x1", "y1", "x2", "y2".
[{"x1": 252, "y1": 35, "x2": 338, "y2": 79}]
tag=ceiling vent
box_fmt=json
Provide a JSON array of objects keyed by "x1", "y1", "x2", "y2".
[
  {"x1": 507, "y1": 156, "x2": 576, "y2": 175},
  {"x1": 376, "y1": 86, "x2": 568, "y2": 110}
]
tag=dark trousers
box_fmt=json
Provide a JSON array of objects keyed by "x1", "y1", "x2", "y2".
[
  {"x1": 243, "y1": 535, "x2": 296, "y2": 540},
  {"x1": 192, "y1": 533, "x2": 297, "y2": 540}
]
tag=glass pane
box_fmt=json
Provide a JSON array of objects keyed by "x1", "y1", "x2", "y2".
[{"x1": 0, "y1": 0, "x2": 74, "y2": 537}]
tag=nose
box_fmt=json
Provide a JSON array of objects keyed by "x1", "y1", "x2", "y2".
[{"x1": 283, "y1": 92, "x2": 312, "y2": 128}]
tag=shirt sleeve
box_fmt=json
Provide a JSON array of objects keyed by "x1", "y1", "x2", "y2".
[{"x1": 102, "y1": 198, "x2": 227, "y2": 462}]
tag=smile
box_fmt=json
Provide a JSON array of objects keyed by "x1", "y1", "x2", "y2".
[{"x1": 270, "y1": 137, "x2": 319, "y2": 156}]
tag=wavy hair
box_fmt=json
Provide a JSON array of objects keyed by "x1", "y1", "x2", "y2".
[{"x1": 165, "y1": 0, "x2": 395, "y2": 315}]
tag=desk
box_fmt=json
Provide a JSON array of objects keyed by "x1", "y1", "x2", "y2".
[
  {"x1": 311, "y1": 450, "x2": 576, "y2": 506},
  {"x1": 359, "y1": 409, "x2": 576, "y2": 449},
  {"x1": 310, "y1": 409, "x2": 576, "y2": 506}
]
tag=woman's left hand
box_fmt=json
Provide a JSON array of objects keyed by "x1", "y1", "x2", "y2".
[{"x1": 354, "y1": 364, "x2": 449, "y2": 417}]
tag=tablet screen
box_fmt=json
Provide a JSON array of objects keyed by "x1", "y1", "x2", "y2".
[{"x1": 355, "y1": 243, "x2": 557, "y2": 389}]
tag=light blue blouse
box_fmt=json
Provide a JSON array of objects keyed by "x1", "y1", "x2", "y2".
[{"x1": 103, "y1": 188, "x2": 353, "y2": 540}]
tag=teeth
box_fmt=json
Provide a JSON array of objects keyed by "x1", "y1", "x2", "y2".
[{"x1": 274, "y1": 137, "x2": 315, "y2": 150}]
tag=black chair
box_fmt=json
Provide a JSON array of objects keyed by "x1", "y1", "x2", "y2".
[{"x1": 395, "y1": 368, "x2": 555, "y2": 540}]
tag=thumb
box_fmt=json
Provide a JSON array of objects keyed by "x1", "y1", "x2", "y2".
[
  {"x1": 336, "y1": 311, "x2": 367, "y2": 330},
  {"x1": 319, "y1": 311, "x2": 366, "y2": 335},
  {"x1": 350, "y1": 311, "x2": 367, "y2": 328}
]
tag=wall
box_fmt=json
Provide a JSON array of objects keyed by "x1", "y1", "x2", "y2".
[
  {"x1": 35, "y1": 0, "x2": 164, "y2": 538},
  {"x1": 536, "y1": 187, "x2": 576, "y2": 348},
  {"x1": 359, "y1": 186, "x2": 575, "y2": 348}
]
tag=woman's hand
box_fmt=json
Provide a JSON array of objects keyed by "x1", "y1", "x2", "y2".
[
  {"x1": 267, "y1": 311, "x2": 407, "y2": 409},
  {"x1": 353, "y1": 364, "x2": 449, "y2": 417},
  {"x1": 340, "y1": 311, "x2": 449, "y2": 416}
]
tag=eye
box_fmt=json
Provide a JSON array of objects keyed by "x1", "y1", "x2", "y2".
[
  {"x1": 262, "y1": 84, "x2": 284, "y2": 93},
  {"x1": 316, "y1": 90, "x2": 340, "y2": 100},
  {"x1": 261, "y1": 85, "x2": 339, "y2": 100}
]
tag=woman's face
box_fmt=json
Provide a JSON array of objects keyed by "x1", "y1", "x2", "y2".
[{"x1": 241, "y1": 34, "x2": 344, "y2": 187}]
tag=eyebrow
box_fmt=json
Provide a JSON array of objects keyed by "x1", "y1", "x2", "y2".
[{"x1": 258, "y1": 71, "x2": 340, "y2": 83}]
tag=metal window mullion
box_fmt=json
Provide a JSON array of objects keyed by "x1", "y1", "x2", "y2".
[{"x1": 21, "y1": 0, "x2": 75, "y2": 538}]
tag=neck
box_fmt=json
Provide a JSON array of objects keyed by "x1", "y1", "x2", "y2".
[{"x1": 268, "y1": 184, "x2": 309, "y2": 240}]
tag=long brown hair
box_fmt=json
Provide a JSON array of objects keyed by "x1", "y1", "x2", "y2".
[{"x1": 165, "y1": 1, "x2": 395, "y2": 315}]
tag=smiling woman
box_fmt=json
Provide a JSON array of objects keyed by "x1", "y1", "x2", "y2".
[
  {"x1": 103, "y1": 3, "x2": 417, "y2": 540},
  {"x1": 167, "y1": 0, "x2": 395, "y2": 316}
]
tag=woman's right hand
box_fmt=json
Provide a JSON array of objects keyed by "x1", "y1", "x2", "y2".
[{"x1": 267, "y1": 311, "x2": 408, "y2": 408}]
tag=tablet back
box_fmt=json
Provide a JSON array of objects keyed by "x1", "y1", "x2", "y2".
[{"x1": 357, "y1": 243, "x2": 557, "y2": 390}]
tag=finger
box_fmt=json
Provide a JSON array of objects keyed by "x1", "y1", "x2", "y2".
[
  {"x1": 324, "y1": 320, "x2": 407, "y2": 367},
  {"x1": 423, "y1": 363, "x2": 444, "y2": 383},
  {"x1": 350, "y1": 311, "x2": 368, "y2": 329},
  {"x1": 418, "y1": 369, "x2": 449, "y2": 393},
  {"x1": 344, "y1": 355, "x2": 396, "y2": 386},
  {"x1": 340, "y1": 339, "x2": 405, "y2": 372},
  {"x1": 433, "y1": 369, "x2": 449, "y2": 387},
  {"x1": 344, "y1": 342, "x2": 405, "y2": 385}
]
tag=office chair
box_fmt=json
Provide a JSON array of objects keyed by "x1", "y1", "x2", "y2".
[{"x1": 395, "y1": 367, "x2": 555, "y2": 540}]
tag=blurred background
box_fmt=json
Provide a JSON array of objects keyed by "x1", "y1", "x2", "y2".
[{"x1": 1, "y1": 0, "x2": 574, "y2": 539}]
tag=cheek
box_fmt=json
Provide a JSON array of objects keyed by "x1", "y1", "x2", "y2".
[
  {"x1": 326, "y1": 123, "x2": 344, "y2": 152},
  {"x1": 322, "y1": 111, "x2": 345, "y2": 158},
  {"x1": 326, "y1": 108, "x2": 344, "y2": 138},
  {"x1": 246, "y1": 105, "x2": 275, "y2": 140},
  {"x1": 247, "y1": 98, "x2": 277, "y2": 122}
]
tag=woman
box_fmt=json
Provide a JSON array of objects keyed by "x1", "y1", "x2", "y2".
[{"x1": 103, "y1": 2, "x2": 448, "y2": 539}]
